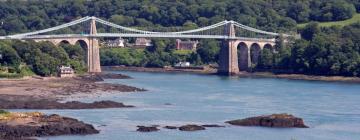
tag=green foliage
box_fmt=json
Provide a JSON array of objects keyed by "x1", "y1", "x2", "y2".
[
  {"x1": 100, "y1": 48, "x2": 145, "y2": 66},
  {"x1": 258, "y1": 48, "x2": 274, "y2": 69},
  {"x1": 0, "y1": 40, "x2": 86, "y2": 77},
  {"x1": 300, "y1": 22, "x2": 321, "y2": 40},
  {"x1": 298, "y1": 13, "x2": 360, "y2": 28},
  {"x1": 0, "y1": 110, "x2": 9, "y2": 114},
  {"x1": 258, "y1": 23, "x2": 360, "y2": 77},
  {"x1": 0, "y1": 41, "x2": 21, "y2": 67},
  {"x1": 197, "y1": 39, "x2": 220, "y2": 64},
  {"x1": 309, "y1": 0, "x2": 356, "y2": 22},
  {"x1": 0, "y1": 0, "x2": 358, "y2": 35}
]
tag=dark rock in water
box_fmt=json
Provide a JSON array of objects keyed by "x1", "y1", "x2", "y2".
[
  {"x1": 201, "y1": 124, "x2": 225, "y2": 128},
  {"x1": 98, "y1": 73, "x2": 132, "y2": 79},
  {"x1": 164, "y1": 126, "x2": 177, "y2": 129},
  {"x1": 0, "y1": 99, "x2": 134, "y2": 109},
  {"x1": 0, "y1": 114, "x2": 99, "y2": 140},
  {"x1": 77, "y1": 74, "x2": 104, "y2": 82},
  {"x1": 178, "y1": 125, "x2": 205, "y2": 131},
  {"x1": 226, "y1": 114, "x2": 308, "y2": 128},
  {"x1": 136, "y1": 125, "x2": 159, "y2": 132}
]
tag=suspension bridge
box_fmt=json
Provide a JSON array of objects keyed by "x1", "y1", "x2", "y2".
[{"x1": 0, "y1": 16, "x2": 284, "y2": 75}]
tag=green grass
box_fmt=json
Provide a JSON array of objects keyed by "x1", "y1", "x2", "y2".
[
  {"x1": 173, "y1": 50, "x2": 193, "y2": 55},
  {"x1": 0, "y1": 72, "x2": 23, "y2": 78},
  {"x1": 298, "y1": 13, "x2": 360, "y2": 28},
  {"x1": 0, "y1": 110, "x2": 9, "y2": 115}
]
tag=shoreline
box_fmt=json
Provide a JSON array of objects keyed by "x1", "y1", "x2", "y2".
[{"x1": 103, "y1": 66, "x2": 360, "y2": 83}]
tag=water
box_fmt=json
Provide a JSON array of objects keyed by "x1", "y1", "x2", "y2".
[{"x1": 29, "y1": 71, "x2": 360, "y2": 140}]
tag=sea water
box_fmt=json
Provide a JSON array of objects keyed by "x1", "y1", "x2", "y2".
[{"x1": 32, "y1": 71, "x2": 360, "y2": 140}]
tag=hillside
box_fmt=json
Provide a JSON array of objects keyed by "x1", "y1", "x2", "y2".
[{"x1": 298, "y1": 13, "x2": 360, "y2": 28}]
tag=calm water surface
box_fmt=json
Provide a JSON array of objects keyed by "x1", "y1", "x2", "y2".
[{"x1": 31, "y1": 71, "x2": 360, "y2": 140}]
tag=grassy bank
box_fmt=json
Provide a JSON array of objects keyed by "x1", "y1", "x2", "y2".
[{"x1": 298, "y1": 13, "x2": 360, "y2": 28}]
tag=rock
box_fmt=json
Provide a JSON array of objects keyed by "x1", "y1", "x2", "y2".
[
  {"x1": 0, "y1": 113, "x2": 99, "y2": 140},
  {"x1": 0, "y1": 99, "x2": 134, "y2": 109},
  {"x1": 178, "y1": 125, "x2": 205, "y2": 131},
  {"x1": 201, "y1": 124, "x2": 225, "y2": 128},
  {"x1": 98, "y1": 73, "x2": 132, "y2": 79},
  {"x1": 163, "y1": 126, "x2": 177, "y2": 129},
  {"x1": 136, "y1": 125, "x2": 159, "y2": 132},
  {"x1": 226, "y1": 114, "x2": 308, "y2": 128}
]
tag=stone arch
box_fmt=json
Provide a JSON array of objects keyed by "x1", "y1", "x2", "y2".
[
  {"x1": 58, "y1": 40, "x2": 71, "y2": 46},
  {"x1": 75, "y1": 39, "x2": 88, "y2": 50},
  {"x1": 263, "y1": 43, "x2": 274, "y2": 52},
  {"x1": 250, "y1": 43, "x2": 261, "y2": 66},
  {"x1": 237, "y1": 42, "x2": 249, "y2": 71},
  {"x1": 75, "y1": 39, "x2": 89, "y2": 64}
]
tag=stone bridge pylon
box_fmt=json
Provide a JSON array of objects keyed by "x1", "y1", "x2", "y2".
[
  {"x1": 34, "y1": 17, "x2": 101, "y2": 73},
  {"x1": 218, "y1": 21, "x2": 275, "y2": 75}
]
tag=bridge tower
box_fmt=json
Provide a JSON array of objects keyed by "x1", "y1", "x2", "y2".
[
  {"x1": 218, "y1": 21, "x2": 239, "y2": 75},
  {"x1": 87, "y1": 17, "x2": 101, "y2": 73}
]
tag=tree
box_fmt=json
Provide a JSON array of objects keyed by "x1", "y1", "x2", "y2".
[
  {"x1": 0, "y1": 41, "x2": 21, "y2": 67},
  {"x1": 301, "y1": 22, "x2": 320, "y2": 41},
  {"x1": 258, "y1": 48, "x2": 274, "y2": 70},
  {"x1": 287, "y1": 2, "x2": 310, "y2": 23},
  {"x1": 289, "y1": 39, "x2": 310, "y2": 73},
  {"x1": 197, "y1": 39, "x2": 220, "y2": 64}
]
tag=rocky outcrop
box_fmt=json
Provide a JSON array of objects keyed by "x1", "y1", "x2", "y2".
[
  {"x1": 226, "y1": 114, "x2": 308, "y2": 128},
  {"x1": 0, "y1": 113, "x2": 99, "y2": 140},
  {"x1": 178, "y1": 125, "x2": 206, "y2": 131},
  {"x1": 201, "y1": 124, "x2": 225, "y2": 128},
  {"x1": 0, "y1": 99, "x2": 134, "y2": 109},
  {"x1": 98, "y1": 73, "x2": 132, "y2": 79},
  {"x1": 163, "y1": 126, "x2": 177, "y2": 129},
  {"x1": 136, "y1": 125, "x2": 159, "y2": 132}
]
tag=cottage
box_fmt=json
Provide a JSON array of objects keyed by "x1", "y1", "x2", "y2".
[
  {"x1": 175, "y1": 62, "x2": 191, "y2": 67},
  {"x1": 58, "y1": 66, "x2": 74, "y2": 78},
  {"x1": 133, "y1": 38, "x2": 152, "y2": 48},
  {"x1": 105, "y1": 38, "x2": 125, "y2": 47},
  {"x1": 176, "y1": 39, "x2": 198, "y2": 51}
]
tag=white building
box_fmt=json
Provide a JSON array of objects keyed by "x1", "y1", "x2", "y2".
[
  {"x1": 135, "y1": 38, "x2": 152, "y2": 47},
  {"x1": 175, "y1": 62, "x2": 191, "y2": 67},
  {"x1": 58, "y1": 66, "x2": 74, "y2": 78},
  {"x1": 105, "y1": 38, "x2": 125, "y2": 47},
  {"x1": 176, "y1": 39, "x2": 199, "y2": 51}
]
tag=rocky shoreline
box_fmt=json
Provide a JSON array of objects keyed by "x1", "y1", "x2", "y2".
[
  {"x1": 0, "y1": 73, "x2": 144, "y2": 139},
  {"x1": 0, "y1": 97, "x2": 134, "y2": 109},
  {"x1": 0, "y1": 112, "x2": 99, "y2": 140},
  {"x1": 0, "y1": 73, "x2": 146, "y2": 100}
]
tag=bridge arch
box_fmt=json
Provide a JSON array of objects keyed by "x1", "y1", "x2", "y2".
[
  {"x1": 75, "y1": 39, "x2": 89, "y2": 64},
  {"x1": 250, "y1": 43, "x2": 261, "y2": 67},
  {"x1": 58, "y1": 40, "x2": 71, "y2": 46},
  {"x1": 237, "y1": 42, "x2": 250, "y2": 71},
  {"x1": 263, "y1": 43, "x2": 274, "y2": 52}
]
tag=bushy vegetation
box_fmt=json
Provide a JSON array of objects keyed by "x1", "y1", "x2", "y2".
[
  {"x1": 0, "y1": 0, "x2": 358, "y2": 35},
  {"x1": 256, "y1": 23, "x2": 360, "y2": 76},
  {"x1": 298, "y1": 13, "x2": 360, "y2": 28},
  {"x1": 0, "y1": 110, "x2": 9, "y2": 115},
  {"x1": 0, "y1": 40, "x2": 87, "y2": 77}
]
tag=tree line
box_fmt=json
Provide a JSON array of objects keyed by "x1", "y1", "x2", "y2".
[
  {"x1": 256, "y1": 22, "x2": 360, "y2": 76},
  {"x1": 0, "y1": 40, "x2": 86, "y2": 77},
  {"x1": 0, "y1": 0, "x2": 358, "y2": 35}
]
